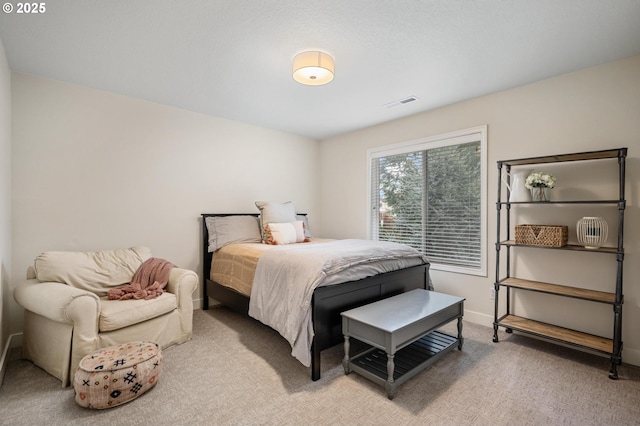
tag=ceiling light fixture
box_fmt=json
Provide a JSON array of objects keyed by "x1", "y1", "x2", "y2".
[{"x1": 292, "y1": 51, "x2": 334, "y2": 86}]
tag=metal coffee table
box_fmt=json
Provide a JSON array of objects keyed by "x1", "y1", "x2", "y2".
[{"x1": 341, "y1": 289, "x2": 464, "y2": 399}]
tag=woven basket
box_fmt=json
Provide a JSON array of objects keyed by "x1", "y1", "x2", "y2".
[{"x1": 515, "y1": 225, "x2": 568, "y2": 247}]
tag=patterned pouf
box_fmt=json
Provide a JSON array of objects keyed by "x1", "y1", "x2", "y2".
[{"x1": 73, "y1": 341, "x2": 163, "y2": 409}]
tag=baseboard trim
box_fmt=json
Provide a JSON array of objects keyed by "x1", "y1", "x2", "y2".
[
  {"x1": 0, "y1": 332, "x2": 22, "y2": 389},
  {"x1": 623, "y1": 347, "x2": 640, "y2": 368},
  {"x1": 462, "y1": 309, "x2": 493, "y2": 328}
]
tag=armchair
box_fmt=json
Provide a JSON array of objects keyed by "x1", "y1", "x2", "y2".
[{"x1": 14, "y1": 246, "x2": 198, "y2": 387}]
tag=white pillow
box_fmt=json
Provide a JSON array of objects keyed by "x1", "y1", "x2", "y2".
[
  {"x1": 290, "y1": 220, "x2": 306, "y2": 242},
  {"x1": 205, "y1": 215, "x2": 262, "y2": 252},
  {"x1": 255, "y1": 201, "x2": 297, "y2": 240},
  {"x1": 264, "y1": 221, "x2": 307, "y2": 245}
]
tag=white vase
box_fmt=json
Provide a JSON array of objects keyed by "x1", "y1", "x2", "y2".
[
  {"x1": 577, "y1": 217, "x2": 608, "y2": 249},
  {"x1": 530, "y1": 187, "x2": 550, "y2": 202}
]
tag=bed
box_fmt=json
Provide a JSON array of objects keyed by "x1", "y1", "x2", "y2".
[{"x1": 201, "y1": 211, "x2": 431, "y2": 381}]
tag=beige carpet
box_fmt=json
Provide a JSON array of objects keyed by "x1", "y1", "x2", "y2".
[{"x1": 1, "y1": 306, "x2": 639, "y2": 425}]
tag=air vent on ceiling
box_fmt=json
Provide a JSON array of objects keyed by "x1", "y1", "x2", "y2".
[{"x1": 383, "y1": 96, "x2": 419, "y2": 109}]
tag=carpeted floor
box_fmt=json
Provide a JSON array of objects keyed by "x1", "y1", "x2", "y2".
[{"x1": 1, "y1": 306, "x2": 639, "y2": 425}]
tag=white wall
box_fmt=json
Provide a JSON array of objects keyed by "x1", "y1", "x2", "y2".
[
  {"x1": 10, "y1": 74, "x2": 319, "y2": 333},
  {"x1": 319, "y1": 55, "x2": 640, "y2": 366},
  {"x1": 0, "y1": 38, "x2": 13, "y2": 381}
]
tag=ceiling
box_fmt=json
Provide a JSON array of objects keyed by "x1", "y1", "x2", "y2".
[{"x1": 1, "y1": 1, "x2": 640, "y2": 140}]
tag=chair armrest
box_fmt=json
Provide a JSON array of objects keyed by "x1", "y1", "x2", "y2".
[
  {"x1": 14, "y1": 279, "x2": 100, "y2": 324},
  {"x1": 166, "y1": 267, "x2": 198, "y2": 310}
]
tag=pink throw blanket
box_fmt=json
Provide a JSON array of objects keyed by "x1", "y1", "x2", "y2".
[{"x1": 107, "y1": 258, "x2": 175, "y2": 300}]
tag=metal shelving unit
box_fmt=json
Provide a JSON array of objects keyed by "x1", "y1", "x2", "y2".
[{"x1": 492, "y1": 148, "x2": 627, "y2": 379}]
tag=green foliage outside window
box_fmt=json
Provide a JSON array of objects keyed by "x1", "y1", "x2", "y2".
[{"x1": 374, "y1": 142, "x2": 481, "y2": 268}]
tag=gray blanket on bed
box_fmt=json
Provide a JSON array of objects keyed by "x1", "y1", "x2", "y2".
[{"x1": 247, "y1": 239, "x2": 428, "y2": 367}]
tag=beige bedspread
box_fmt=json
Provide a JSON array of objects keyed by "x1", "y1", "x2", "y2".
[
  {"x1": 210, "y1": 238, "x2": 335, "y2": 296},
  {"x1": 210, "y1": 242, "x2": 269, "y2": 296}
]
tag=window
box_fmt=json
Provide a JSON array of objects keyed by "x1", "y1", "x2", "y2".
[{"x1": 368, "y1": 126, "x2": 487, "y2": 276}]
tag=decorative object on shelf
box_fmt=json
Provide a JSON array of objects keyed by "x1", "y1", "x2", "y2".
[
  {"x1": 577, "y1": 217, "x2": 608, "y2": 249},
  {"x1": 502, "y1": 169, "x2": 532, "y2": 202},
  {"x1": 525, "y1": 171, "x2": 556, "y2": 201},
  {"x1": 515, "y1": 224, "x2": 568, "y2": 247},
  {"x1": 530, "y1": 186, "x2": 550, "y2": 202}
]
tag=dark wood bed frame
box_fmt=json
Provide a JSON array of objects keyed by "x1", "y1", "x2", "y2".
[{"x1": 201, "y1": 213, "x2": 430, "y2": 381}]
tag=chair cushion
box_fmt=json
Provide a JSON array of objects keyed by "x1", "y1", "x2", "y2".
[
  {"x1": 99, "y1": 292, "x2": 177, "y2": 332},
  {"x1": 34, "y1": 247, "x2": 153, "y2": 297}
]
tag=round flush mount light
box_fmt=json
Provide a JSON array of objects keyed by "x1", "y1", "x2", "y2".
[{"x1": 292, "y1": 51, "x2": 334, "y2": 86}]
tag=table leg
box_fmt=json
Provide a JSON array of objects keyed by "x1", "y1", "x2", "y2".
[
  {"x1": 385, "y1": 353, "x2": 395, "y2": 400},
  {"x1": 457, "y1": 316, "x2": 464, "y2": 350},
  {"x1": 343, "y1": 335, "x2": 351, "y2": 374}
]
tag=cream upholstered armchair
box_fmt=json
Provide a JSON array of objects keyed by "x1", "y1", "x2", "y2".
[{"x1": 13, "y1": 246, "x2": 198, "y2": 387}]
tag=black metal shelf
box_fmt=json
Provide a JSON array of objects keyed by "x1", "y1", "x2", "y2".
[
  {"x1": 496, "y1": 314, "x2": 613, "y2": 354},
  {"x1": 497, "y1": 277, "x2": 616, "y2": 304},
  {"x1": 498, "y1": 200, "x2": 620, "y2": 205},
  {"x1": 498, "y1": 148, "x2": 626, "y2": 167},
  {"x1": 493, "y1": 147, "x2": 626, "y2": 380},
  {"x1": 499, "y1": 240, "x2": 621, "y2": 255}
]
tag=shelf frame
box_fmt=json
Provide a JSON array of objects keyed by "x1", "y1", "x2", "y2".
[
  {"x1": 499, "y1": 200, "x2": 620, "y2": 205},
  {"x1": 496, "y1": 314, "x2": 614, "y2": 354},
  {"x1": 493, "y1": 147, "x2": 626, "y2": 380},
  {"x1": 499, "y1": 240, "x2": 621, "y2": 255},
  {"x1": 498, "y1": 148, "x2": 625, "y2": 167},
  {"x1": 498, "y1": 277, "x2": 616, "y2": 304}
]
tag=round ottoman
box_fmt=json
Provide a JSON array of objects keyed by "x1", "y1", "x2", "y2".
[{"x1": 73, "y1": 341, "x2": 163, "y2": 409}]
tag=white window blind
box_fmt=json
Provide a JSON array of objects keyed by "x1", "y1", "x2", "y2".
[{"x1": 368, "y1": 126, "x2": 487, "y2": 276}]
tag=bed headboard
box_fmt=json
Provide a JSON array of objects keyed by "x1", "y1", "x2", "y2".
[{"x1": 200, "y1": 213, "x2": 307, "y2": 285}]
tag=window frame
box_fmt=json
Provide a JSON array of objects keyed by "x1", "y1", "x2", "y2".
[{"x1": 367, "y1": 125, "x2": 488, "y2": 277}]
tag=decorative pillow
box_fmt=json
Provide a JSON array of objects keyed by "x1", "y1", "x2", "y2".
[
  {"x1": 296, "y1": 214, "x2": 312, "y2": 238},
  {"x1": 264, "y1": 221, "x2": 310, "y2": 245},
  {"x1": 205, "y1": 215, "x2": 262, "y2": 252},
  {"x1": 255, "y1": 201, "x2": 297, "y2": 240}
]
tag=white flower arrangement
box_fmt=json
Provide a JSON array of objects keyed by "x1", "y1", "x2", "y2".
[{"x1": 525, "y1": 172, "x2": 556, "y2": 189}]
